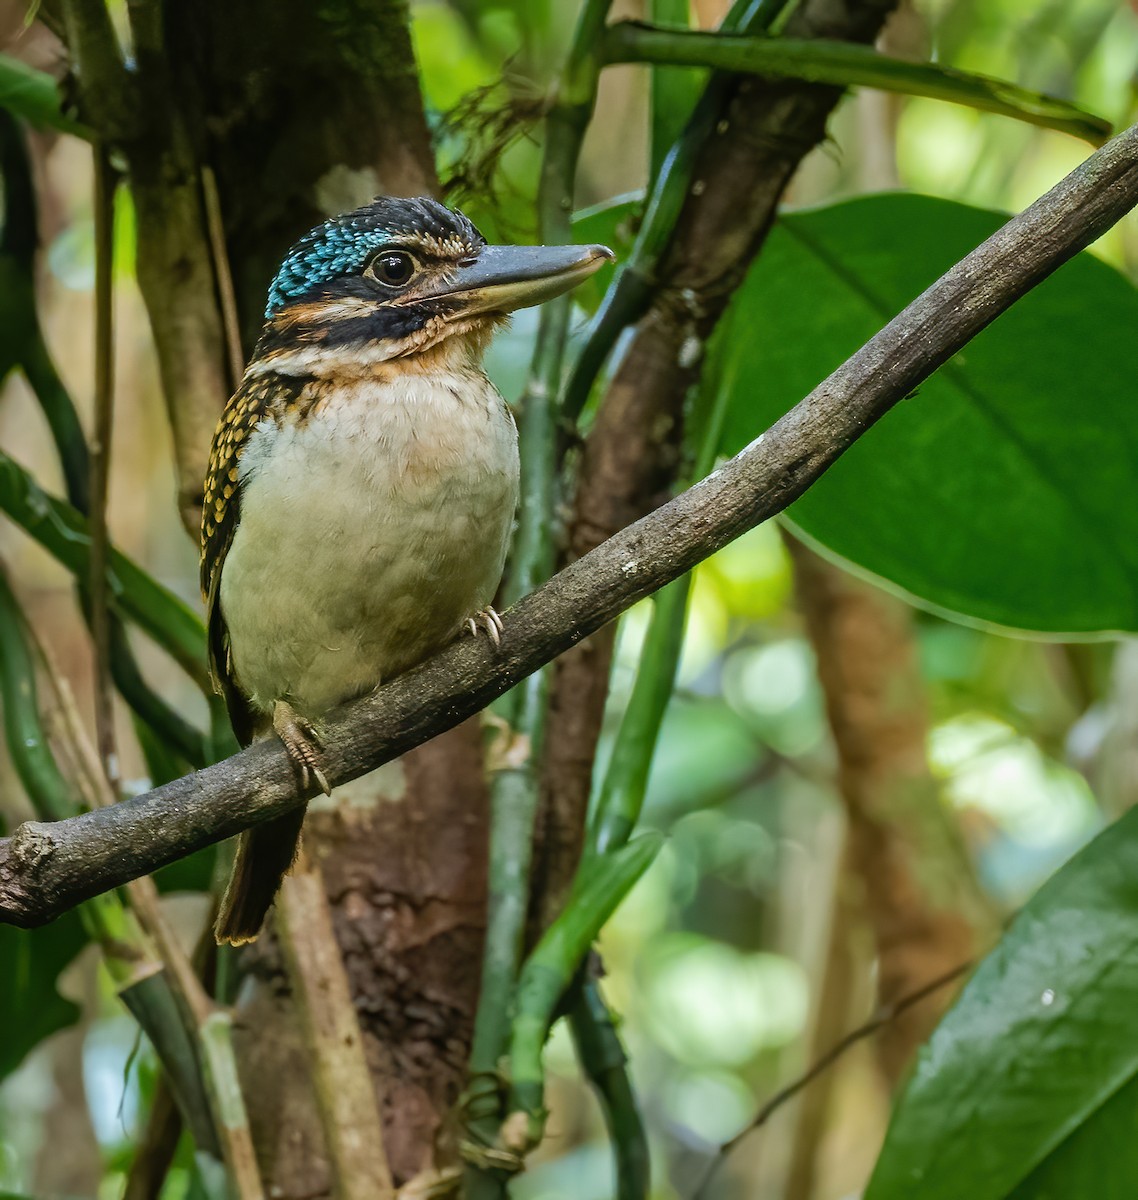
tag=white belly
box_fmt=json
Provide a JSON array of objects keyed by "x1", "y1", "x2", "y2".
[{"x1": 219, "y1": 371, "x2": 519, "y2": 718}]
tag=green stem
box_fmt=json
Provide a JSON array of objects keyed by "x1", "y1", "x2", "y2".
[
  {"x1": 21, "y1": 329, "x2": 90, "y2": 511},
  {"x1": 465, "y1": 8, "x2": 615, "y2": 1194},
  {"x1": 584, "y1": 343, "x2": 734, "y2": 863},
  {"x1": 119, "y1": 969, "x2": 221, "y2": 1157},
  {"x1": 20, "y1": 336, "x2": 206, "y2": 767},
  {"x1": 568, "y1": 980, "x2": 649, "y2": 1200},
  {"x1": 507, "y1": 835, "x2": 663, "y2": 1146},
  {"x1": 601, "y1": 23, "x2": 1112, "y2": 144},
  {"x1": 198, "y1": 1012, "x2": 265, "y2": 1200},
  {"x1": 648, "y1": 0, "x2": 704, "y2": 183},
  {"x1": 2, "y1": 112, "x2": 205, "y2": 770},
  {"x1": 587, "y1": 576, "x2": 691, "y2": 862},
  {"x1": 560, "y1": 0, "x2": 793, "y2": 426},
  {"x1": 0, "y1": 445, "x2": 210, "y2": 766}
]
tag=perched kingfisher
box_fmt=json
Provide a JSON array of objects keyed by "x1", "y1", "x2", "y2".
[{"x1": 201, "y1": 195, "x2": 612, "y2": 945}]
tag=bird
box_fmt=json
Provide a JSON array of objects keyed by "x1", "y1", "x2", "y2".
[{"x1": 200, "y1": 195, "x2": 612, "y2": 945}]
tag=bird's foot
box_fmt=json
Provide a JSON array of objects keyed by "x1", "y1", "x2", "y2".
[
  {"x1": 272, "y1": 701, "x2": 331, "y2": 797},
  {"x1": 465, "y1": 605, "x2": 504, "y2": 649}
]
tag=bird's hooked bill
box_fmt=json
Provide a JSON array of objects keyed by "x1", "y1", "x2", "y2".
[{"x1": 433, "y1": 242, "x2": 615, "y2": 316}]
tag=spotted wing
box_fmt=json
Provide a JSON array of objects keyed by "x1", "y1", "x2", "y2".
[{"x1": 200, "y1": 374, "x2": 286, "y2": 745}]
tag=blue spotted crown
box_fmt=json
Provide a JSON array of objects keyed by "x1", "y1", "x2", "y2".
[{"x1": 264, "y1": 196, "x2": 483, "y2": 318}]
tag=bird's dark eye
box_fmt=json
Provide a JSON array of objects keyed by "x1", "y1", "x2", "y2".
[{"x1": 367, "y1": 250, "x2": 417, "y2": 288}]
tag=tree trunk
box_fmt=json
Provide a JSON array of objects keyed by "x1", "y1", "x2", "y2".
[
  {"x1": 60, "y1": 5, "x2": 490, "y2": 1188},
  {"x1": 787, "y1": 536, "x2": 990, "y2": 1084}
]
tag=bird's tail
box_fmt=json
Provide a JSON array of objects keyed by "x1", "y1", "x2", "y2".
[{"x1": 214, "y1": 806, "x2": 308, "y2": 945}]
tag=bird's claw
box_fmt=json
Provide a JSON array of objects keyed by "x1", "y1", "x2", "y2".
[
  {"x1": 466, "y1": 606, "x2": 503, "y2": 649},
  {"x1": 273, "y1": 701, "x2": 332, "y2": 797}
]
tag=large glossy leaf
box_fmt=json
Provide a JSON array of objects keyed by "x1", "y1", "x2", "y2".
[
  {"x1": 714, "y1": 193, "x2": 1138, "y2": 634},
  {"x1": 866, "y1": 806, "x2": 1138, "y2": 1200}
]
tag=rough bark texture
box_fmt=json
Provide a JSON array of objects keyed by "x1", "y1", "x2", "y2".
[
  {"x1": 787, "y1": 538, "x2": 987, "y2": 1084},
  {"x1": 236, "y1": 722, "x2": 489, "y2": 1191},
  {"x1": 538, "y1": 0, "x2": 899, "y2": 926},
  {"x1": 68, "y1": 1, "x2": 436, "y2": 530},
  {"x1": 57, "y1": 5, "x2": 483, "y2": 1190},
  {"x1": 167, "y1": 0, "x2": 436, "y2": 346}
]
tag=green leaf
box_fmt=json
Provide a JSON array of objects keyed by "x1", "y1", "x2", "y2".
[
  {"x1": 0, "y1": 919, "x2": 86, "y2": 1080},
  {"x1": 648, "y1": 1, "x2": 705, "y2": 181},
  {"x1": 602, "y1": 23, "x2": 1112, "y2": 145},
  {"x1": 0, "y1": 451, "x2": 209, "y2": 682},
  {"x1": 0, "y1": 54, "x2": 90, "y2": 138},
  {"x1": 0, "y1": 566, "x2": 90, "y2": 1058},
  {"x1": 713, "y1": 193, "x2": 1138, "y2": 634},
  {"x1": 867, "y1": 806, "x2": 1138, "y2": 1200},
  {"x1": 570, "y1": 193, "x2": 641, "y2": 314}
]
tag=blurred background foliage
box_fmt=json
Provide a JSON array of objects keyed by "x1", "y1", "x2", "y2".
[{"x1": 1, "y1": 0, "x2": 1138, "y2": 1197}]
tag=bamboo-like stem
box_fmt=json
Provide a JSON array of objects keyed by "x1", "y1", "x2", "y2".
[
  {"x1": 38, "y1": 639, "x2": 258, "y2": 1196},
  {"x1": 560, "y1": 0, "x2": 793, "y2": 426},
  {"x1": 465, "y1": 7, "x2": 615, "y2": 1191},
  {"x1": 198, "y1": 1012, "x2": 264, "y2": 1200},
  {"x1": 569, "y1": 980, "x2": 649, "y2": 1200},
  {"x1": 505, "y1": 836, "x2": 662, "y2": 1151},
  {"x1": 503, "y1": 311, "x2": 734, "y2": 1186},
  {"x1": 51, "y1": 664, "x2": 264, "y2": 1199},
  {"x1": 601, "y1": 22, "x2": 1111, "y2": 144},
  {"x1": 276, "y1": 849, "x2": 395, "y2": 1200},
  {"x1": 89, "y1": 147, "x2": 119, "y2": 793},
  {"x1": 583, "y1": 356, "x2": 731, "y2": 863}
]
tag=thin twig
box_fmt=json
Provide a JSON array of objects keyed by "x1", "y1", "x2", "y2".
[
  {"x1": 88, "y1": 146, "x2": 119, "y2": 793},
  {"x1": 200, "y1": 164, "x2": 246, "y2": 388},
  {"x1": 3, "y1": 118, "x2": 1138, "y2": 925},
  {"x1": 690, "y1": 960, "x2": 973, "y2": 1200},
  {"x1": 276, "y1": 849, "x2": 395, "y2": 1200}
]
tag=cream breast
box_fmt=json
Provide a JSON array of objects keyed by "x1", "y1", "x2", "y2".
[{"x1": 218, "y1": 366, "x2": 519, "y2": 719}]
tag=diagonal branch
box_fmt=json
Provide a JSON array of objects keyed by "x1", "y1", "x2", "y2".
[{"x1": 3, "y1": 119, "x2": 1138, "y2": 929}]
